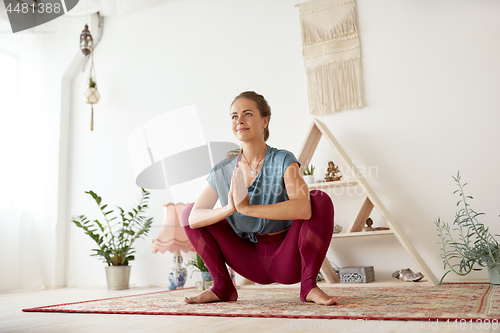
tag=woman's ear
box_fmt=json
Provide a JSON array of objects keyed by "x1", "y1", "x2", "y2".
[{"x1": 263, "y1": 116, "x2": 269, "y2": 129}]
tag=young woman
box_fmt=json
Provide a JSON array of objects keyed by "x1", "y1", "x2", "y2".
[{"x1": 181, "y1": 91, "x2": 336, "y2": 305}]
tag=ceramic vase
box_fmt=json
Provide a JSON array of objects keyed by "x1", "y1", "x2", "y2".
[
  {"x1": 303, "y1": 175, "x2": 314, "y2": 185},
  {"x1": 105, "y1": 265, "x2": 131, "y2": 290},
  {"x1": 488, "y1": 264, "x2": 500, "y2": 285},
  {"x1": 168, "y1": 250, "x2": 188, "y2": 289},
  {"x1": 201, "y1": 272, "x2": 213, "y2": 282},
  {"x1": 227, "y1": 266, "x2": 236, "y2": 287}
]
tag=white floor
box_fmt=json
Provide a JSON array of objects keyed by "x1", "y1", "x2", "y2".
[{"x1": 1, "y1": 286, "x2": 499, "y2": 333}]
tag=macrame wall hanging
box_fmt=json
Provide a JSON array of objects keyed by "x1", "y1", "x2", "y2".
[
  {"x1": 82, "y1": 48, "x2": 101, "y2": 131},
  {"x1": 298, "y1": 0, "x2": 363, "y2": 115}
]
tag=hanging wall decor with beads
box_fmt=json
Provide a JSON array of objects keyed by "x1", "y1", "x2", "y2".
[
  {"x1": 298, "y1": 0, "x2": 363, "y2": 114},
  {"x1": 82, "y1": 49, "x2": 100, "y2": 131}
]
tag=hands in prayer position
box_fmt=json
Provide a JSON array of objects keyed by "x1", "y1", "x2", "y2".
[{"x1": 230, "y1": 164, "x2": 250, "y2": 213}]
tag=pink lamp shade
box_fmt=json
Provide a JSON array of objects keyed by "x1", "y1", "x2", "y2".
[{"x1": 151, "y1": 203, "x2": 194, "y2": 254}]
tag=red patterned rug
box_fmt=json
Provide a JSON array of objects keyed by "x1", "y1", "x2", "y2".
[{"x1": 23, "y1": 283, "x2": 500, "y2": 321}]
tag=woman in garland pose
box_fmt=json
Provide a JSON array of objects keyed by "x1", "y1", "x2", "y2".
[{"x1": 182, "y1": 91, "x2": 336, "y2": 305}]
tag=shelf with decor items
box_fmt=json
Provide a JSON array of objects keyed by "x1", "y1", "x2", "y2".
[
  {"x1": 307, "y1": 179, "x2": 359, "y2": 190},
  {"x1": 332, "y1": 229, "x2": 395, "y2": 238},
  {"x1": 239, "y1": 119, "x2": 437, "y2": 287},
  {"x1": 297, "y1": 118, "x2": 437, "y2": 287}
]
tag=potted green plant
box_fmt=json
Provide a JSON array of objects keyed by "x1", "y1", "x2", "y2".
[
  {"x1": 89, "y1": 77, "x2": 96, "y2": 88},
  {"x1": 72, "y1": 188, "x2": 153, "y2": 290},
  {"x1": 435, "y1": 172, "x2": 500, "y2": 285},
  {"x1": 83, "y1": 75, "x2": 100, "y2": 104},
  {"x1": 186, "y1": 253, "x2": 212, "y2": 282},
  {"x1": 302, "y1": 164, "x2": 315, "y2": 185}
]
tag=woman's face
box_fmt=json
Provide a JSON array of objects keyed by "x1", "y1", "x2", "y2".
[{"x1": 230, "y1": 98, "x2": 268, "y2": 142}]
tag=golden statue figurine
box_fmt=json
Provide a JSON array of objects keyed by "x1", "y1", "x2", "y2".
[{"x1": 324, "y1": 161, "x2": 342, "y2": 182}]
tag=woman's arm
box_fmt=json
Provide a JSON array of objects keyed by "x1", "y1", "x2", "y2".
[
  {"x1": 188, "y1": 183, "x2": 236, "y2": 229},
  {"x1": 232, "y1": 162, "x2": 312, "y2": 220}
]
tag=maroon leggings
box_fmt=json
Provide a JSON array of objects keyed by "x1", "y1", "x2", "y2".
[{"x1": 182, "y1": 190, "x2": 334, "y2": 302}]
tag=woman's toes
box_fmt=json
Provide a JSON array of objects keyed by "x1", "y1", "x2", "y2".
[
  {"x1": 184, "y1": 289, "x2": 221, "y2": 304},
  {"x1": 305, "y1": 287, "x2": 337, "y2": 306},
  {"x1": 324, "y1": 297, "x2": 337, "y2": 306}
]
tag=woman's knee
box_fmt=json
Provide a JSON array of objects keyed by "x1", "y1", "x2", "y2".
[
  {"x1": 181, "y1": 202, "x2": 195, "y2": 228},
  {"x1": 309, "y1": 190, "x2": 334, "y2": 218},
  {"x1": 181, "y1": 203, "x2": 198, "y2": 243}
]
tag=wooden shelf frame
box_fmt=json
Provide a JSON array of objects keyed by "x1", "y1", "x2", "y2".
[
  {"x1": 308, "y1": 179, "x2": 358, "y2": 190},
  {"x1": 333, "y1": 230, "x2": 395, "y2": 238},
  {"x1": 239, "y1": 118, "x2": 437, "y2": 287},
  {"x1": 297, "y1": 118, "x2": 438, "y2": 286}
]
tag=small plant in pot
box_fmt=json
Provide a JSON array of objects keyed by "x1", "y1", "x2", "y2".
[
  {"x1": 186, "y1": 253, "x2": 212, "y2": 282},
  {"x1": 83, "y1": 76, "x2": 100, "y2": 104},
  {"x1": 72, "y1": 188, "x2": 153, "y2": 290},
  {"x1": 435, "y1": 172, "x2": 500, "y2": 285},
  {"x1": 302, "y1": 164, "x2": 315, "y2": 185},
  {"x1": 89, "y1": 77, "x2": 96, "y2": 88}
]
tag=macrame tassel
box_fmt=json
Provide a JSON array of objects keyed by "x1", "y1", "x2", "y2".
[
  {"x1": 91, "y1": 105, "x2": 94, "y2": 131},
  {"x1": 306, "y1": 58, "x2": 363, "y2": 115}
]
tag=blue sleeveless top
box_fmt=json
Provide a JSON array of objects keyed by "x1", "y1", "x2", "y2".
[{"x1": 206, "y1": 145, "x2": 300, "y2": 243}]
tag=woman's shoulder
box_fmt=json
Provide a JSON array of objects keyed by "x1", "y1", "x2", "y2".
[
  {"x1": 264, "y1": 146, "x2": 299, "y2": 170},
  {"x1": 212, "y1": 154, "x2": 238, "y2": 171},
  {"x1": 267, "y1": 146, "x2": 297, "y2": 161}
]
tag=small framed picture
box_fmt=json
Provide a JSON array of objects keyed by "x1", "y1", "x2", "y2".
[
  {"x1": 195, "y1": 281, "x2": 204, "y2": 290},
  {"x1": 203, "y1": 281, "x2": 213, "y2": 290}
]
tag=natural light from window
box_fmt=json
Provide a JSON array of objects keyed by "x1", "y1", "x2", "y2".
[{"x1": 0, "y1": 50, "x2": 18, "y2": 210}]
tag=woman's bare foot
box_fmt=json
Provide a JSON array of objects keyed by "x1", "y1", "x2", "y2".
[
  {"x1": 184, "y1": 289, "x2": 221, "y2": 304},
  {"x1": 305, "y1": 287, "x2": 337, "y2": 305}
]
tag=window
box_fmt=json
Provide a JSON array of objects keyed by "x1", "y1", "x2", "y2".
[{"x1": 0, "y1": 50, "x2": 19, "y2": 209}]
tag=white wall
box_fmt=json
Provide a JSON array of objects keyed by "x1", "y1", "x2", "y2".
[{"x1": 66, "y1": 0, "x2": 500, "y2": 288}]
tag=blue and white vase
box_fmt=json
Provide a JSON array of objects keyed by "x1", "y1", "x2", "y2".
[{"x1": 168, "y1": 250, "x2": 187, "y2": 290}]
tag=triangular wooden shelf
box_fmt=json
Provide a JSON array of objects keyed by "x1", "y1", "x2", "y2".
[
  {"x1": 299, "y1": 118, "x2": 438, "y2": 286},
  {"x1": 239, "y1": 118, "x2": 437, "y2": 287}
]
